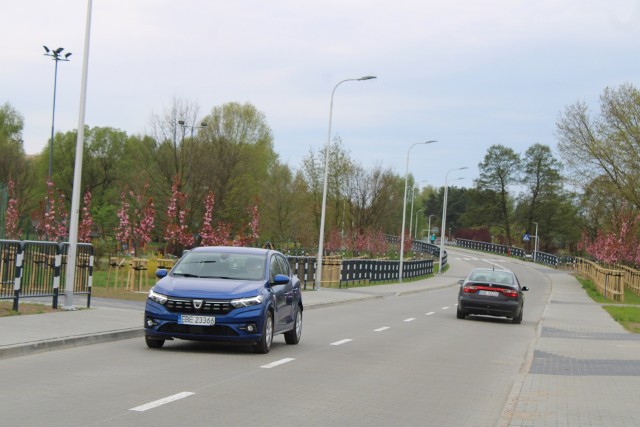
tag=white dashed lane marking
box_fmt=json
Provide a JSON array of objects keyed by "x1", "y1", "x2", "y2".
[
  {"x1": 261, "y1": 358, "x2": 295, "y2": 369},
  {"x1": 426, "y1": 312, "x2": 435, "y2": 316},
  {"x1": 130, "y1": 392, "x2": 195, "y2": 412},
  {"x1": 404, "y1": 318, "x2": 416, "y2": 322},
  {"x1": 442, "y1": 307, "x2": 450, "y2": 310},
  {"x1": 374, "y1": 327, "x2": 390, "y2": 332},
  {"x1": 331, "y1": 339, "x2": 353, "y2": 346}
]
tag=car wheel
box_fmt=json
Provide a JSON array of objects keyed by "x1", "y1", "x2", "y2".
[
  {"x1": 145, "y1": 335, "x2": 165, "y2": 349},
  {"x1": 255, "y1": 311, "x2": 274, "y2": 354},
  {"x1": 456, "y1": 306, "x2": 466, "y2": 319},
  {"x1": 284, "y1": 306, "x2": 302, "y2": 345},
  {"x1": 513, "y1": 308, "x2": 523, "y2": 324}
]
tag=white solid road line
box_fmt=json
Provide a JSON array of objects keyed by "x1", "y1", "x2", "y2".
[
  {"x1": 331, "y1": 339, "x2": 353, "y2": 346},
  {"x1": 130, "y1": 392, "x2": 195, "y2": 412},
  {"x1": 374, "y1": 326, "x2": 390, "y2": 332},
  {"x1": 261, "y1": 358, "x2": 295, "y2": 369}
]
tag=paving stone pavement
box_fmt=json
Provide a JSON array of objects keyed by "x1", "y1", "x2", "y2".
[{"x1": 500, "y1": 271, "x2": 640, "y2": 427}]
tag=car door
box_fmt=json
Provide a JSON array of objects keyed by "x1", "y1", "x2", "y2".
[{"x1": 269, "y1": 254, "x2": 293, "y2": 332}]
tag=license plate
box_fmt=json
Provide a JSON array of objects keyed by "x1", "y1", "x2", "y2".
[
  {"x1": 478, "y1": 290, "x2": 499, "y2": 297},
  {"x1": 179, "y1": 315, "x2": 216, "y2": 326}
]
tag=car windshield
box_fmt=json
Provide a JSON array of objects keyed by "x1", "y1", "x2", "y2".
[
  {"x1": 172, "y1": 251, "x2": 266, "y2": 281},
  {"x1": 470, "y1": 270, "x2": 514, "y2": 285}
]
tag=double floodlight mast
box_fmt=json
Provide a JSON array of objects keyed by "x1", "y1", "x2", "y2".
[
  {"x1": 43, "y1": 45, "x2": 72, "y2": 181},
  {"x1": 315, "y1": 75, "x2": 376, "y2": 290}
]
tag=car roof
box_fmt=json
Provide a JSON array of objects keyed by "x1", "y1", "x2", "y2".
[{"x1": 188, "y1": 246, "x2": 272, "y2": 256}]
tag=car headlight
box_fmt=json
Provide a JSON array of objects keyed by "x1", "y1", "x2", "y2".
[
  {"x1": 148, "y1": 289, "x2": 168, "y2": 305},
  {"x1": 230, "y1": 295, "x2": 264, "y2": 308}
]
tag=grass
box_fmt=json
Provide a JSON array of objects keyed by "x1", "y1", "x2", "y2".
[{"x1": 576, "y1": 276, "x2": 640, "y2": 333}]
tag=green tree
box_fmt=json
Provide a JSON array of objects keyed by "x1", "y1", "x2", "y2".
[
  {"x1": 475, "y1": 145, "x2": 521, "y2": 245},
  {"x1": 557, "y1": 83, "x2": 640, "y2": 210}
]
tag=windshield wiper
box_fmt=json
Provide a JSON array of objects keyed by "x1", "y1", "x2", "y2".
[{"x1": 172, "y1": 272, "x2": 200, "y2": 278}]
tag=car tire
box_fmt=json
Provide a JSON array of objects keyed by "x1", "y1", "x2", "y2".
[
  {"x1": 255, "y1": 311, "x2": 274, "y2": 354},
  {"x1": 513, "y1": 308, "x2": 523, "y2": 324},
  {"x1": 145, "y1": 335, "x2": 165, "y2": 349},
  {"x1": 284, "y1": 306, "x2": 302, "y2": 345},
  {"x1": 456, "y1": 306, "x2": 466, "y2": 319}
]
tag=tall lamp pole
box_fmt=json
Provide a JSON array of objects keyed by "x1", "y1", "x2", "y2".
[
  {"x1": 399, "y1": 140, "x2": 436, "y2": 281},
  {"x1": 43, "y1": 46, "x2": 72, "y2": 181},
  {"x1": 63, "y1": 0, "x2": 92, "y2": 310},
  {"x1": 409, "y1": 187, "x2": 417, "y2": 241},
  {"x1": 428, "y1": 214, "x2": 436, "y2": 240},
  {"x1": 316, "y1": 75, "x2": 376, "y2": 290},
  {"x1": 438, "y1": 167, "x2": 467, "y2": 274},
  {"x1": 532, "y1": 221, "x2": 539, "y2": 263},
  {"x1": 414, "y1": 209, "x2": 423, "y2": 239}
]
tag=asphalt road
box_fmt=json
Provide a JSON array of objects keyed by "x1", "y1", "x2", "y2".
[{"x1": 0, "y1": 249, "x2": 550, "y2": 427}]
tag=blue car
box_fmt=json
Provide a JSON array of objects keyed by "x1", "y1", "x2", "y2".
[{"x1": 144, "y1": 246, "x2": 303, "y2": 353}]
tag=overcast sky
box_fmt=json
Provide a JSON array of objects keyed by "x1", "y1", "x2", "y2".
[{"x1": 3, "y1": 0, "x2": 639, "y2": 188}]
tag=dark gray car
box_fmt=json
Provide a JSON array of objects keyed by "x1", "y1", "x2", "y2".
[{"x1": 456, "y1": 267, "x2": 529, "y2": 324}]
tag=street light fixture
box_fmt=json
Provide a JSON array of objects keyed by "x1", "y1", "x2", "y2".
[
  {"x1": 43, "y1": 45, "x2": 72, "y2": 181},
  {"x1": 438, "y1": 167, "x2": 467, "y2": 274},
  {"x1": 315, "y1": 75, "x2": 376, "y2": 290},
  {"x1": 399, "y1": 140, "x2": 436, "y2": 281},
  {"x1": 178, "y1": 120, "x2": 208, "y2": 138}
]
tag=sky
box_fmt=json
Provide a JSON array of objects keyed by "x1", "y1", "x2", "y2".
[{"x1": 2, "y1": 0, "x2": 640, "y2": 189}]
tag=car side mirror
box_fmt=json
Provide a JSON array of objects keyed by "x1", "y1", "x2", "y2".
[
  {"x1": 457, "y1": 279, "x2": 464, "y2": 285},
  {"x1": 272, "y1": 274, "x2": 290, "y2": 285},
  {"x1": 156, "y1": 268, "x2": 168, "y2": 279},
  {"x1": 522, "y1": 286, "x2": 529, "y2": 291}
]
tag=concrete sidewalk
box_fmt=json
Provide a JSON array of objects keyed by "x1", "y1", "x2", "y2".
[
  {"x1": 0, "y1": 274, "x2": 456, "y2": 360},
  {"x1": 500, "y1": 271, "x2": 640, "y2": 427}
]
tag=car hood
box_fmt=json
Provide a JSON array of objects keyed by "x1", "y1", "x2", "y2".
[{"x1": 154, "y1": 276, "x2": 265, "y2": 299}]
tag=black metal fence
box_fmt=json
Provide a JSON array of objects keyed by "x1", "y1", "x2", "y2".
[
  {"x1": 0, "y1": 240, "x2": 94, "y2": 311},
  {"x1": 455, "y1": 238, "x2": 575, "y2": 268},
  {"x1": 285, "y1": 255, "x2": 434, "y2": 289}
]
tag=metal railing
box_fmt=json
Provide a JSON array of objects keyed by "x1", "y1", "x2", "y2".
[{"x1": 0, "y1": 240, "x2": 94, "y2": 310}]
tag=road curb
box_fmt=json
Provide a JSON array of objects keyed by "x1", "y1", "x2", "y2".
[{"x1": 0, "y1": 328, "x2": 144, "y2": 360}]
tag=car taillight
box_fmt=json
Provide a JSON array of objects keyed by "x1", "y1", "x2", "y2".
[
  {"x1": 463, "y1": 285, "x2": 478, "y2": 293},
  {"x1": 502, "y1": 289, "x2": 518, "y2": 298}
]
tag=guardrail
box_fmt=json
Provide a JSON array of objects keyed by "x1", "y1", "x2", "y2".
[{"x1": 0, "y1": 240, "x2": 94, "y2": 311}]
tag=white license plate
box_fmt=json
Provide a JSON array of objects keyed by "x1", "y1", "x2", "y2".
[
  {"x1": 179, "y1": 315, "x2": 216, "y2": 326},
  {"x1": 478, "y1": 290, "x2": 499, "y2": 297}
]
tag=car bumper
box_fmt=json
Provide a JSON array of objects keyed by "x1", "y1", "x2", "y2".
[
  {"x1": 143, "y1": 300, "x2": 267, "y2": 344},
  {"x1": 458, "y1": 297, "x2": 521, "y2": 318}
]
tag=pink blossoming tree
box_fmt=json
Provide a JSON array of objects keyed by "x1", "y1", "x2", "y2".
[{"x1": 4, "y1": 178, "x2": 21, "y2": 240}]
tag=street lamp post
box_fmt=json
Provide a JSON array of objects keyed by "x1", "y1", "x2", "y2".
[
  {"x1": 414, "y1": 209, "x2": 423, "y2": 239},
  {"x1": 43, "y1": 46, "x2": 72, "y2": 181},
  {"x1": 399, "y1": 140, "x2": 436, "y2": 281},
  {"x1": 316, "y1": 75, "x2": 376, "y2": 290},
  {"x1": 428, "y1": 214, "x2": 436, "y2": 243},
  {"x1": 409, "y1": 187, "x2": 417, "y2": 241},
  {"x1": 532, "y1": 221, "x2": 539, "y2": 263},
  {"x1": 438, "y1": 167, "x2": 467, "y2": 274}
]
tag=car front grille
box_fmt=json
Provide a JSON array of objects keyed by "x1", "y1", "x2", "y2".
[
  {"x1": 159, "y1": 323, "x2": 239, "y2": 336},
  {"x1": 165, "y1": 298, "x2": 234, "y2": 315}
]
